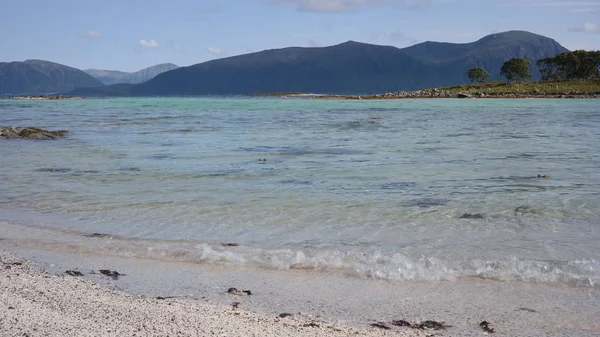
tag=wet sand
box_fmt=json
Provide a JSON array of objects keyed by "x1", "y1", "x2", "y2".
[
  {"x1": 2, "y1": 238, "x2": 600, "y2": 337},
  {"x1": 0, "y1": 250, "x2": 426, "y2": 337}
]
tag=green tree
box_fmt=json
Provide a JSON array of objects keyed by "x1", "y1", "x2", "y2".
[
  {"x1": 500, "y1": 58, "x2": 531, "y2": 83},
  {"x1": 466, "y1": 67, "x2": 491, "y2": 84},
  {"x1": 537, "y1": 50, "x2": 600, "y2": 81}
]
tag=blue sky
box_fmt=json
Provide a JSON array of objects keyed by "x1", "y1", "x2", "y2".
[{"x1": 1, "y1": 0, "x2": 599, "y2": 72}]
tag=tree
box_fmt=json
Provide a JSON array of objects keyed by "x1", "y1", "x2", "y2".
[
  {"x1": 466, "y1": 67, "x2": 491, "y2": 84},
  {"x1": 537, "y1": 50, "x2": 600, "y2": 81},
  {"x1": 500, "y1": 58, "x2": 531, "y2": 83}
]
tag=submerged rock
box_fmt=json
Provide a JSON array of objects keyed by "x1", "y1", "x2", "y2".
[
  {"x1": 413, "y1": 320, "x2": 450, "y2": 330},
  {"x1": 93, "y1": 269, "x2": 123, "y2": 280},
  {"x1": 65, "y1": 270, "x2": 84, "y2": 277},
  {"x1": 458, "y1": 213, "x2": 485, "y2": 219},
  {"x1": 515, "y1": 205, "x2": 537, "y2": 216},
  {"x1": 227, "y1": 287, "x2": 252, "y2": 296},
  {"x1": 391, "y1": 320, "x2": 412, "y2": 327},
  {"x1": 84, "y1": 233, "x2": 112, "y2": 238},
  {"x1": 370, "y1": 323, "x2": 390, "y2": 330},
  {"x1": 0, "y1": 126, "x2": 70, "y2": 140}
]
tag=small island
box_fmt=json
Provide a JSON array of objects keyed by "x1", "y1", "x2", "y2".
[
  {"x1": 311, "y1": 80, "x2": 600, "y2": 100},
  {"x1": 5, "y1": 95, "x2": 83, "y2": 100}
]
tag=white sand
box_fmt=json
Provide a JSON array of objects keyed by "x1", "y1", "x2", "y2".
[
  {"x1": 2, "y1": 221, "x2": 600, "y2": 337},
  {"x1": 0, "y1": 251, "x2": 425, "y2": 337}
]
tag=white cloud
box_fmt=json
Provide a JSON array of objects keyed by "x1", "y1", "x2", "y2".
[
  {"x1": 270, "y1": 0, "x2": 431, "y2": 13},
  {"x1": 81, "y1": 30, "x2": 102, "y2": 39},
  {"x1": 139, "y1": 39, "x2": 159, "y2": 48},
  {"x1": 207, "y1": 47, "x2": 222, "y2": 56},
  {"x1": 568, "y1": 22, "x2": 600, "y2": 33}
]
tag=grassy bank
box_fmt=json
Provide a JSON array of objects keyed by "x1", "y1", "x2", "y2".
[{"x1": 427, "y1": 80, "x2": 600, "y2": 95}]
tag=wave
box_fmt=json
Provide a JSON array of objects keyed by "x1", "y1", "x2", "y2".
[{"x1": 51, "y1": 234, "x2": 600, "y2": 288}]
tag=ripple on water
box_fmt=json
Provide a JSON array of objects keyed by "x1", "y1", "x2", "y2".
[
  {"x1": 1, "y1": 97, "x2": 599, "y2": 291},
  {"x1": 401, "y1": 198, "x2": 451, "y2": 208},
  {"x1": 379, "y1": 182, "x2": 417, "y2": 191},
  {"x1": 35, "y1": 168, "x2": 72, "y2": 173}
]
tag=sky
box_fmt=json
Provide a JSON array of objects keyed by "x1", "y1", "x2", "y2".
[{"x1": 1, "y1": 0, "x2": 599, "y2": 72}]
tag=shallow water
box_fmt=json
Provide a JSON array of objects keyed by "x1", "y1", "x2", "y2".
[{"x1": 1, "y1": 97, "x2": 599, "y2": 287}]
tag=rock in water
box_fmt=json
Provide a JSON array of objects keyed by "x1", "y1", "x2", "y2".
[
  {"x1": 0, "y1": 126, "x2": 20, "y2": 139},
  {"x1": 0, "y1": 126, "x2": 70, "y2": 140},
  {"x1": 370, "y1": 323, "x2": 390, "y2": 330},
  {"x1": 227, "y1": 287, "x2": 252, "y2": 296},
  {"x1": 391, "y1": 320, "x2": 412, "y2": 327},
  {"x1": 414, "y1": 320, "x2": 449, "y2": 330},
  {"x1": 65, "y1": 270, "x2": 84, "y2": 277},
  {"x1": 458, "y1": 213, "x2": 485, "y2": 219},
  {"x1": 515, "y1": 205, "x2": 537, "y2": 216}
]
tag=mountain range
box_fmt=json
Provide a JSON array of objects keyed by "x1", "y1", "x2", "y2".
[
  {"x1": 1, "y1": 31, "x2": 570, "y2": 96},
  {"x1": 72, "y1": 30, "x2": 570, "y2": 96},
  {"x1": 0, "y1": 60, "x2": 104, "y2": 95},
  {"x1": 84, "y1": 63, "x2": 178, "y2": 85}
]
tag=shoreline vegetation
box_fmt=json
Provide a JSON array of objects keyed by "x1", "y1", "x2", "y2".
[
  {"x1": 2, "y1": 81, "x2": 599, "y2": 100},
  {"x1": 252, "y1": 80, "x2": 600, "y2": 99}
]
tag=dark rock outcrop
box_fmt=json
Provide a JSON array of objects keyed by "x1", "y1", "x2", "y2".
[
  {"x1": 458, "y1": 213, "x2": 485, "y2": 219},
  {"x1": 0, "y1": 126, "x2": 70, "y2": 140}
]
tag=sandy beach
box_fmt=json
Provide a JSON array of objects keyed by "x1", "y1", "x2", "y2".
[
  {"x1": 0, "y1": 251, "x2": 427, "y2": 337},
  {"x1": 2, "y1": 237, "x2": 600, "y2": 337}
]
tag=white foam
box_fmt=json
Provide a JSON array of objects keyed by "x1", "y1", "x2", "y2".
[{"x1": 3, "y1": 220, "x2": 597, "y2": 288}]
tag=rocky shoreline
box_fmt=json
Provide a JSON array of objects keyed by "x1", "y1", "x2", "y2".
[
  {"x1": 2, "y1": 95, "x2": 82, "y2": 100},
  {"x1": 0, "y1": 126, "x2": 70, "y2": 140},
  {"x1": 314, "y1": 89, "x2": 600, "y2": 100}
]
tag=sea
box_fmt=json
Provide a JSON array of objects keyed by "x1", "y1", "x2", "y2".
[{"x1": 1, "y1": 97, "x2": 599, "y2": 289}]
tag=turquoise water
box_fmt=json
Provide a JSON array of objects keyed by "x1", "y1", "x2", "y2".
[{"x1": 1, "y1": 97, "x2": 599, "y2": 286}]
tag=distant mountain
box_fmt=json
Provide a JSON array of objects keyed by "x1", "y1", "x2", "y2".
[
  {"x1": 116, "y1": 63, "x2": 178, "y2": 84},
  {"x1": 84, "y1": 63, "x2": 178, "y2": 85},
  {"x1": 0, "y1": 60, "x2": 104, "y2": 95},
  {"x1": 401, "y1": 30, "x2": 569, "y2": 85},
  {"x1": 83, "y1": 69, "x2": 130, "y2": 85},
  {"x1": 70, "y1": 30, "x2": 570, "y2": 96},
  {"x1": 129, "y1": 42, "x2": 436, "y2": 95}
]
